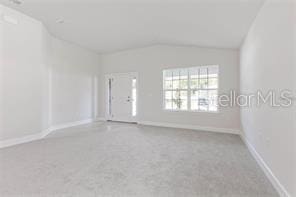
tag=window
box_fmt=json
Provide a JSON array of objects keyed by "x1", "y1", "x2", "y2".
[{"x1": 163, "y1": 65, "x2": 219, "y2": 112}]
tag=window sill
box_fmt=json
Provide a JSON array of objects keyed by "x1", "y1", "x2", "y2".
[{"x1": 162, "y1": 109, "x2": 220, "y2": 114}]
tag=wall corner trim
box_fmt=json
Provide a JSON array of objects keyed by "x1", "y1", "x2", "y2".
[
  {"x1": 0, "y1": 118, "x2": 96, "y2": 149},
  {"x1": 0, "y1": 132, "x2": 44, "y2": 149},
  {"x1": 138, "y1": 121, "x2": 240, "y2": 134},
  {"x1": 240, "y1": 134, "x2": 291, "y2": 197}
]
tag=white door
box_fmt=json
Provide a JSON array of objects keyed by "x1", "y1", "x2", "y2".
[{"x1": 106, "y1": 73, "x2": 137, "y2": 122}]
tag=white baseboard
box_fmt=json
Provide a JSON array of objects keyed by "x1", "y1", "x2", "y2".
[
  {"x1": 138, "y1": 121, "x2": 240, "y2": 134},
  {"x1": 41, "y1": 128, "x2": 52, "y2": 138},
  {"x1": 0, "y1": 132, "x2": 43, "y2": 149},
  {"x1": 240, "y1": 134, "x2": 291, "y2": 197},
  {"x1": 0, "y1": 118, "x2": 95, "y2": 149},
  {"x1": 94, "y1": 117, "x2": 106, "y2": 121},
  {"x1": 48, "y1": 119, "x2": 94, "y2": 133}
]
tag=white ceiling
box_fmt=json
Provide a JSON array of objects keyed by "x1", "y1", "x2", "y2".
[{"x1": 0, "y1": 0, "x2": 264, "y2": 53}]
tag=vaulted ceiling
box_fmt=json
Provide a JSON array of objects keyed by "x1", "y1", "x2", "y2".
[{"x1": 0, "y1": 0, "x2": 265, "y2": 53}]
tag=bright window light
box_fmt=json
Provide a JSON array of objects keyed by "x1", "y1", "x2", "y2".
[{"x1": 163, "y1": 65, "x2": 219, "y2": 112}]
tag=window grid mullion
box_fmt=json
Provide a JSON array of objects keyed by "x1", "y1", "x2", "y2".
[
  {"x1": 188, "y1": 69, "x2": 190, "y2": 111},
  {"x1": 178, "y1": 70, "x2": 181, "y2": 110},
  {"x1": 163, "y1": 66, "x2": 218, "y2": 112},
  {"x1": 198, "y1": 68, "x2": 201, "y2": 111},
  {"x1": 171, "y1": 72, "x2": 173, "y2": 110},
  {"x1": 206, "y1": 68, "x2": 209, "y2": 111}
]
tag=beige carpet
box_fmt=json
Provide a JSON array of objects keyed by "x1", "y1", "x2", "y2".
[{"x1": 0, "y1": 121, "x2": 277, "y2": 197}]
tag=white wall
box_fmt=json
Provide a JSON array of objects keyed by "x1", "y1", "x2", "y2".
[
  {"x1": 50, "y1": 37, "x2": 100, "y2": 126},
  {"x1": 100, "y1": 45, "x2": 240, "y2": 132},
  {"x1": 240, "y1": 0, "x2": 295, "y2": 196},
  {"x1": 0, "y1": 5, "x2": 101, "y2": 142},
  {"x1": 0, "y1": 5, "x2": 49, "y2": 140}
]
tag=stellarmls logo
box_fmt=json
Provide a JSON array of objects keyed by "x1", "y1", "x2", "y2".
[{"x1": 218, "y1": 90, "x2": 295, "y2": 108}]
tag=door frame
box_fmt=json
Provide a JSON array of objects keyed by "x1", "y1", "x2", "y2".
[{"x1": 105, "y1": 72, "x2": 139, "y2": 123}]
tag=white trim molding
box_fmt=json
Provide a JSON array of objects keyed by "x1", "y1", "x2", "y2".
[
  {"x1": 94, "y1": 117, "x2": 107, "y2": 121},
  {"x1": 0, "y1": 119, "x2": 96, "y2": 149},
  {"x1": 0, "y1": 132, "x2": 44, "y2": 149},
  {"x1": 41, "y1": 128, "x2": 52, "y2": 138},
  {"x1": 48, "y1": 119, "x2": 94, "y2": 132},
  {"x1": 240, "y1": 134, "x2": 291, "y2": 197},
  {"x1": 138, "y1": 121, "x2": 240, "y2": 134}
]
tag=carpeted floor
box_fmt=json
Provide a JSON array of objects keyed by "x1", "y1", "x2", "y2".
[{"x1": 0, "y1": 121, "x2": 277, "y2": 197}]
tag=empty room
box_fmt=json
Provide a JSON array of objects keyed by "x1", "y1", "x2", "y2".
[{"x1": 0, "y1": 0, "x2": 295, "y2": 196}]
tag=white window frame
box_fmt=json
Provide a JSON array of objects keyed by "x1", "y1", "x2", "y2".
[{"x1": 162, "y1": 65, "x2": 219, "y2": 113}]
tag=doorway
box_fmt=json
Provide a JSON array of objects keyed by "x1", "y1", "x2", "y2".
[{"x1": 105, "y1": 72, "x2": 138, "y2": 123}]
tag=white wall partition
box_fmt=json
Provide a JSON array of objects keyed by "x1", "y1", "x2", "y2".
[
  {"x1": 0, "y1": 5, "x2": 50, "y2": 141},
  {"x1": 0, "y1": 5, "x2": 101, "y2": 144},
  {"x1": 240, "y1": 0, "x2": 295, "y2": 196},
  {"x1": 99, "y1": 45, "x2": 240, "y2": 132}
]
